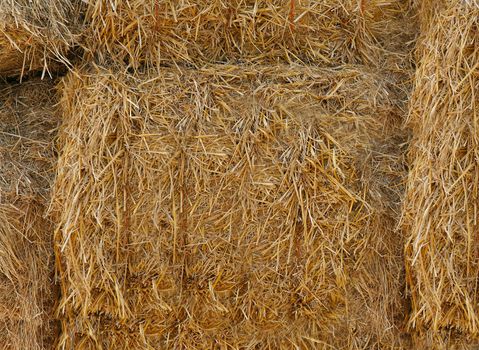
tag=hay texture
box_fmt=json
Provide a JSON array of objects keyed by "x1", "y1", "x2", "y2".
[
  {"x1": 0, "y1": 0, "x2": 82, "y2": 77},
  {"x1": 53, "y1": 63, "x2": 409, "y2": 349},
  {"x1": 83, "y1": 0, "x2": 411, "y2": 68},
  {"x1": 0, "y1": 79, "x2": 60, "y2": 349},
  {"x1": 402, "y1": 0, "x2": 479, "y2": 346}
]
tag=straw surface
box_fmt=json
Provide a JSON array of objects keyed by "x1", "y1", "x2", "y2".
[
  {"x1": 82, "y1": 0, "x2": 413, "y2": 68},
  {"x1": 0, "y1": 0, "x2": 82, "y2": 77},
  {"x1": 0, "y1": 79, "x2": 60, "y2": 349},
  {"x1": 53, "y1": 63, "x2": 410, "y2": 349},
  {"x1": 402, "y1": 0, "x2": 479, "y2": 347}
]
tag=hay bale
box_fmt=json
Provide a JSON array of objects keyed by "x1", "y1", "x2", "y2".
[
  {"x1": 0, "y1": 79, "x2": 60, "y2": 349},
  {"x1": 402, "y1": 0, "x2": 479, "y2": 346},
  {"x1": 83, "y1": 0, "x2": 412, "y2": 68},
  {"x1": 53, "y1": 63, "x2": 409, "y2": 349},
  {"x1": 0, "y1": 0, "x2": 82, "y2": 77}
]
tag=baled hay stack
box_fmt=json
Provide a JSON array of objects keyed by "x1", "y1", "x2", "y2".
[
  {"x1": 84, "y1": 0, "x2": 412, "y2": 68},
  {"x1": 0, "y1": 0, "x2": 82, "y2": 77},
  {"x1": 53, "y1": 63, "x2": 409, "y2": 349},
  {"x1": 0, "y1": 79, "x2": 60, "y2": 348},
  {"x1": 402, "y1": 0, "x2": 479, "y2": 347}
]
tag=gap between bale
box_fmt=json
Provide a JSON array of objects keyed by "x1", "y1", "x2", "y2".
[{"x1": 52, "y1": 63, "x2": 410, "y2": 349}]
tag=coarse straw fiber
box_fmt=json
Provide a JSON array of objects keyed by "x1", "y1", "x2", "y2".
[
  {"x1": 53, "y1": 63, "x2": 410, "y2": 349},
  {"x1": 0, "y1": 79, "x2": 60, "y2": 349},
  {"x1": 0, "y1": 0, "x2": 83, "y2": 77},
  {"x1": 402, "y1": 0, "x2": 479, "y2": 348},
  {"x1": 82, "y1": 0, "x2": 413, "y2": 68}
]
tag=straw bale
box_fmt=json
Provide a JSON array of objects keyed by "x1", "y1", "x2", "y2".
[
  {"x1": 0, "y1": 79, "x2": 60, "y2": 349},
  {"x1": 0, "y1": 0, "x2": 83, "y2": 77},
  {"x1": 402, "y1": 0, "x2": 479, "y2": 346},
  {"x1": 82, "y1": 0, "x2": 413, "y2": 68},
  {"x1": 53, "y1": 63, "x2": 410, "y2": 349}
]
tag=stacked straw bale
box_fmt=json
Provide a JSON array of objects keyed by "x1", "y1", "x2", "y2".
[
  {"x1": 53, "y1": 63, "x2": 410, "y2": 349},
  {"x1": 0, "y1": 79, "x2": 60, "y2": 349},
  {"x1": 82, "y1": 0, "x2": 412, "y2": 68},
  {"x1": 0, "y1": 0, "x2": 82, "y2": 77},
  {"x1": 402, "y1": 0, "x2": 479, "y2": 347}
]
